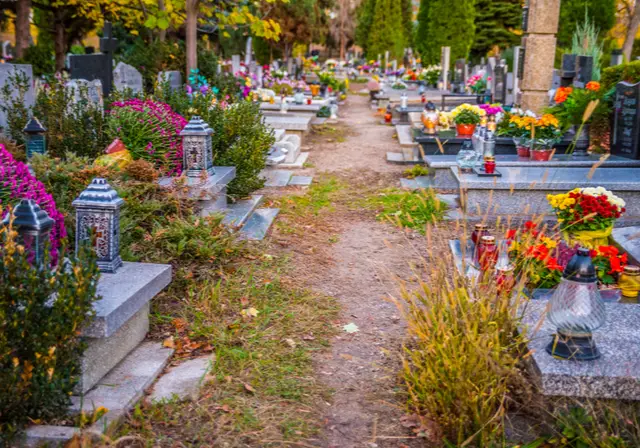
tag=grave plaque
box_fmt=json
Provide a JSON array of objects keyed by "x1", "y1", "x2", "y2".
[
  {"x1": 231, "y1": 55, "x2": 241, "y2": 75},
  {"x1": 494, "y1": 61, "x2": 507, "y2": 104},
  {"x1": 611, "y1": 82, "x2": 640, "y2": 160},
  {"x1": 517, "y1": 47, "x2": 526, "y2": 80},
  {"x1": 522, "y1": 4, "x2": 529, "y2": 32}
]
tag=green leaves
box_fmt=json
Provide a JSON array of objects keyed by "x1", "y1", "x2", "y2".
[{"x1": 143, "y1": 11, "x2": 171, "y2": 30}]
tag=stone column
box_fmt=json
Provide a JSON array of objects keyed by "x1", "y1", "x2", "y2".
[{"x1": 520, "y1": 0, "x2": 560, "y2": 113}]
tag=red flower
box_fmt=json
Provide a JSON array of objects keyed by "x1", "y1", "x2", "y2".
[
  {"x1": 506, "y1": 229, "x2": 517, "y2": 240},
  {"x1": 598, "y1": 245, "x2": 619, "y2": 257},
  {"x1": 609, "y1": 256, "x2": 624, "y2": 274},
  {"x1": 546, "y1": 257, "x2": 563, "y2": 271}
]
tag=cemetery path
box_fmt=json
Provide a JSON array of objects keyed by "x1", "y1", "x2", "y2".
[{"x1": 277, "y1": 95, "x2": 428, "y2": 447}]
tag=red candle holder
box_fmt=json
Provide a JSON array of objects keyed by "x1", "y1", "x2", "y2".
[{"x1": 484, "y1": 156, "x2": 496, "y2": 174}]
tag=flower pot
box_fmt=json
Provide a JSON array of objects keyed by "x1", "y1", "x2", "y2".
[
  {"x1": 530, "y1": 149, "x2": 554, "y2": 161},
  {"x1": 456, "y1": 123, "x2": 476, "y2": 137},
  {"x1": 517, "y1": 146, "x2": 530, "y2": 158},
  {"x1": 310, "y1": 85, "x2": 320, "y2": 97}
]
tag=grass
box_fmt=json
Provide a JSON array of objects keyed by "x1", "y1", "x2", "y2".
[
  {"x1": 366, "y1": 188, "x2": 447, "y2": 232},
  {"x1": 118, "y1": 255, "x2": 339, "y2": 446},
  {"x1": 311, "y1": 124, "x2": 349, "y2": 143},
  {"x1": 403, "y1": 165, "x2": 432, "y2": 179}
]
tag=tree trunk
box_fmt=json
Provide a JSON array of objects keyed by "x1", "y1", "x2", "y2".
[
  {"x1": 339, "y1": 0, "x2": 346, "y2": 61},
  {"x1": 158, "y1": 0, "x2": 167, "y2": 42},
  {"x1": 623, "y1": 2, "x2": 640, "y2": 62},
  {"x1": 15, "y1": 0, "x2": 32, "y2": 59},
  {"x1": 54, "y1": 14, "x2": 66, "y2": 72},
  {"x1": 186, "y1": 0, "x2": 199, "y2": 81}
]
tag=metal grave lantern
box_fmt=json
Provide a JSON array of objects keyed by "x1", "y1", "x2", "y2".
[
  {"x1": 180, "y1": 116, "x2": 215, "y2": 178},
  {"x1": 23, "y1": 117, "x2": 47, "y2": 159},
  {"x1": 2, "y1": 199, "x2": 54, "y2": 268},
  {"x1": 72, "y1": 178, "x2": 124, "y2": 273}
]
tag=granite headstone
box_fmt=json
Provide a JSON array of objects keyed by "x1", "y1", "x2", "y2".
[
  {"x1": 113, "y1": 62, "x2": 143, "y2": 94},
  {"x1": 611, "y1": 81, "x2": 640, "y2": 160},
  {"x1": 157, "y1": 70, "x2": 183, "y2": 92},
  {"x1": 0, "y1": 63, "x2": 35, "y2": 132},
  {"x1": 69, "y1": 22, "x2": 117, "y2": 97}
]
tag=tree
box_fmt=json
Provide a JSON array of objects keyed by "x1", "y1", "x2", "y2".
[
  {"x1": 557, "y1": 0, "x2": 616, "y2": 49},
  {"x1": 471, "y1": 0, "x2": 520, "y2": 60},
  {"x1": 401, "y1": 0, "x2": 413, "y2": 49},
  {"x1": 328, "y1": 0, "x2": 357, "y2": 60},
  {"x1": 418, "y1": 0, "x2": 475, "y2": 64},
  {"x1": 15, "y1": 0, "x2": 32, "y2": 59},
  {"x1": 367, "y1": 0, "x2": 405, "y2": 60},
  {"x1": 354, "y1": 0, "x2": 375, "y2": 55},
  {"x1": 415, "y1": 0, "x2": 430, "y2": 59},
  {"x1": 622, "y1": 1, "x2": 640, "y2": 61}
]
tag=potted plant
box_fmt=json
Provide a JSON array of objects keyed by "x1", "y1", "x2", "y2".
[
  {"x1": 547, "y1": 187, "x2": 626, "y2": 249},
  {"x1": 497, "y1": 111, "x2": 536, "y2": 157},
  {"x1": 528, "y1": 114, "x2": 562, "y2": 161},
  {"x1": 450, "y1": 103, "x2": 484, "y2": 137}
]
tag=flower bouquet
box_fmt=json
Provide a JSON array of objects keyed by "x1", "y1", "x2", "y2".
[
  {"x1": 591, "y1": 245, "x2": 628, "y2": 285},
  {"x1": 508, "y1": 222, "x2": 564, "y2": 289},
  {"x1": 547, "y1": 187, "x2": 626, "y2": 248},
  {"x1": 466, "y1": 75, "x2": 488, "y2": 94},
  {"x1": 450, "y1": 103, "x2": 484, "y2": 136},
  {"x1": 419, "y1": 65, "x2": 441, "y2": 87}
]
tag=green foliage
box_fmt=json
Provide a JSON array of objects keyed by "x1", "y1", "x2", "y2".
[
  {"x1": 368, "y1": 188, "x2": 446, "y2": 232},
  {"x1": 14, "y1": 40, "x2": 55, "y2": 77},
  {"x1": 415, "y1": 0, "x2": 430, "y2": 59},
  {"x1": 355, "y1": 0, "x2": 377, "y2": 56},
  {"x1": 118, "y1": 38, "x2": 184, "y2": 92},
  {"x1": 0, "y1": 224, "x2": 100, "y2": 442},
  {"x1": 601, "y1": 60, "x2": 640, "y2": 92},
  {"x1": 0, "y1": 71, "x2": 30, "y2": 145},
  {"x1": 403, "y1": 165, "x2": 431, "y2": 179},
  {"x1": 367, "y1": 0, "x2": 406, "y2": 60},
  {"x1": 401, "y1": 0, "x2": 414, "y2": 49},
  {"x1": 209, "y1": 101, "x2": 274, "y2": 198},
  {"x1": 557, "y1": 0, "x2": 615, "y2": 50},
  {"x1": 471, "y1": 0, "x2": 521, "y2": 60},
  {"x1": 417, "y1": 0, "x2": 476, "y2": 64},
  {"x1": 571, "y1": 12, "x2": 605, "y2": 80}
]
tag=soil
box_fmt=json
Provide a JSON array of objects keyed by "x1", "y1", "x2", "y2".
[{"x1": 273, "y1": 95, "x2": 433, "y2": 447}]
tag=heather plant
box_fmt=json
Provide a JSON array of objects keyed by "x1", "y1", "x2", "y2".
[
  {"x1": 0, "y1": 145, "x2": 67, "y2": 260},
  {"x1": 107, "y1": 99, "x2": 187, "y2": 175},
  {"x1": 0, "y1": 218, "x2": 100, "y2": 443}
]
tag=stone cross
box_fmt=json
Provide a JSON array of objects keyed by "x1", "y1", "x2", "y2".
[{"x1": 245, "y1": 37, "x2": 253, "y2": 66}]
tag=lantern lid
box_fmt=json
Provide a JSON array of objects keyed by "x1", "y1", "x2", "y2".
[
  {"x1": 72, "y1": 178, "x2": 124, "y2": 209},
  {"x1": 3, "y1": 199, "x2": 54, "y2": 231},
  {"x1": 180, "y1": 116, "x2": 213, "y2": 136},
  {"x1": 563, "y1": 247, "x2": 597, "y2": 283},
  {"x1": 23, "y1": 117, "x2": 47, "y2": 134},
  {"x1": 425, "y1": 101, "x2": 436, "y2": 111}
]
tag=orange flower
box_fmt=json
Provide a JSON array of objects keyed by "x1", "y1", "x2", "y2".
[
  {"x1": 586, "y1": 81, "x2": 600, "y2": 92},
  {"x1": 554, "y1": 86, "x2": 573, "y2": 104}
]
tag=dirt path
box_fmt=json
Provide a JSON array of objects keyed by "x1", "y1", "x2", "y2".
[{"x1": 281, "y1": 95, "x2": 429, "y2": 447}]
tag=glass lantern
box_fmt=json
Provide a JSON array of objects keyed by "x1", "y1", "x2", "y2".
[
  {"x1": 619, "y1": 265, "x2": 640, "y2": 302},
  {"x1": 483, "y1": 130, "x2": 496, "y2": 160},
  {"x1": 456, "y1": 140, "x2": 477, "y2": 173},
  {"x1": 293, "y1": 89, "x2": 305, "y2": 105},
  {"x1": 422, "y1": 102, "x2": 438, "y2": 135},
  {"x1": 72, "y1": 178, "x2": 125, "y2": 273},
  {"x1": 546, "y1": 247, "x2": 606, "y2": 360},
  {"x1": 2, "y1": 199, "x2": 54, "y2": 268},
  {"x1": 400, "y1": 92, "x2": 408, "y2": 110}
]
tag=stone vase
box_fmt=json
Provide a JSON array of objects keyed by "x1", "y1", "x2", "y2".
[{"x1": 569, "y1": 124, "x2": 590, "y2": 157}]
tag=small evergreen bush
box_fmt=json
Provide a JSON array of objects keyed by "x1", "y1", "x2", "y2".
[{"x1": 0, "y1": 221, "x2": 100, "y2": 442}]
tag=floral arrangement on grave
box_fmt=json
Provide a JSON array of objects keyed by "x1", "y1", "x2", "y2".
[
  {"x1": 505, "y1": 114, "x2": 562, "y2": 160},
  {"x1": 466, "y1": 74, "x2": 488, "y2": 94},
  {"x1": 402, "y1": 69, "x2": 419, "y2": 81},
  {"x1": 0, "y1": 144, "x2": 66, "y2": 261},
  {"x1": 590, "y1": 245, "x2": 628, "y2": 285},
  {"x1": 478, "y1": 103, "x2": 503, "y2": 117},
  {"x1": 419, "y1": 66, "x2": 441, "y2": 87},
  {"x1": 107, "y1": 99, "x2": 187, "y2": 175},
  {"x1": 450, "y1": 103, "x2": 485, "y2": 136},
  {"x1": 547, "y1": 187, "x2": 626, "y2": 249},
  {"x1": 391, "y1": 80, "x2": 408, "y2": 90},
  {"x1": 508, "y1": 221, "x2": 564, "y2": 289}
]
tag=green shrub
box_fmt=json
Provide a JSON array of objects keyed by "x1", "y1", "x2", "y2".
[
  {"x1": 209, "y1": 102, "x2": 274, "y2": 198},
  {"x1": 601, "y1": 60, "x2": 640, "y2": 92},
  {"x1": 0, "y1": 221, "x2": 100, "y2": 442},
  {"x1": 14, "y1": 40, "x2": 55, "y2": 77},
  {"x1": 118, "y1": 38, "x2": 184, "y2": 92},
  {"x1": 0, "y1": 70, "x2": 31, "y2": 145}
]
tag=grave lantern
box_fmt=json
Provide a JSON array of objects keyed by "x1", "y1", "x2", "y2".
[
  {"x1": 2, "y1": 199, "x2": 54, "y2": 268},
  {"x1": 546, "y1": 248, "x2": 606, "y2": 360},
  {"x1": 400, "y1": 92, "x2": 408, "y2": 110},
  {"x1": 180, "y1": 116, "x2": 215, "y2": 178},
  {"x1": 610, "y1": 49, "x2": 624, "y2": 67},
  {"x1": 23, "y1": 117, "x2": 47, "y2": 159},
  {"x1": 72, "y1": 178, "x2": 124, "y2": 273}
]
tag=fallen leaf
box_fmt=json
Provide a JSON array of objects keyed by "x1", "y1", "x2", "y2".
[
  {"x1": 163, "y1": 336, "x2": 175, "y2": 349},
  {"x1": 302, "y1": 334, "x2": 315, "y2": 341},
  {"x1": 284, "y1": 338, "x2": 296, "y2": 348},
  {"x1": 244, "y1": 383, "x2": 256, "y2": 393},
  {"x1": 240, "y1": 296, "x2": 250, "y2": 307},
  {"x1": 343, "y1": 323, "x2": 359, "y2": 333},
  {"x1": 241, "y1": 307, "x2": 259, "y2": 318}
]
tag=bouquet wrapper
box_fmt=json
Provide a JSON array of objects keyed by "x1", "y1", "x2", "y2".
[
  {"x1": 562, "y1": 226, "x2": 613, "y2": 250},
  {"x1": 94, "y1": 149, "x2": 133, "y2": 170}
]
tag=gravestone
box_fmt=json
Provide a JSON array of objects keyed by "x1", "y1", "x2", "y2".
[
  {"x1": 493, "y1": 60, "x2": 507, "y2": 104},
  {"x1": 157, "y1": 71, "x2": 183, "y2": 92},
  {"x1": 231, "y1": 55, "x2": 241, "y2": 75},
  {"x1": 560, "y1": 54, "x2": 577, "y2": 87},
  {"x1": 611, "y1": 81, "x2": 640, "y2": 160},
  {"x1": 453, "y1": 59, "x2": 466, "y2": 93},
  {"x1": 2, "y1": 41, "x2": 14, "y2": 60},
  {"x1": 67, "y1": 79, "x2": 104, "y2": 113},
  {"x1": 485, "y1": 60, "x2": 494, "y2": 97},
  {"x1": 512, "y1": 45, "x2": 522, "y2": 102},
  {"x1": 0, "y1": 64, "x2": 35, "y2": 132},
  {"x1": 440, "y1": 46, "x2": 451, "y2": 90},
  {"x1": 70, "y1": 22, "x2": 117, "y2": 97},
  {"x1": 113, "y1": 62, "x2": 143, "y2": 94},
  {"x1": 575, "y1": 55, "x2": 593, "y2": 88},
  {"x1": 245, "y1": 37, "x2": 253, "y2": 66},
  {"x1": 385, "y1": 51, "x2": 389, "y2": 70}
]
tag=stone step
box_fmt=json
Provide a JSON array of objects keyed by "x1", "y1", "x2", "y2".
[
  {"x1": 222, "y1": 195, "x2": 264, "y2": 228},
  {"x1": 24, "y1": 342, "x2": 174, "y2": 447},
  {"x1": 278, "y1": 152, "x2": 309, "y2": 169},
  {"x1": 240, "y1": 208, "x2": 280, "y2": 240},
  {"x1": 262, "y1": 169, "x2": 294, "y2": 187},
  {"x1": 150, "y1": 355, "x2": 215, "y2": 403},
  {"x1": 395, "y1": 124, "x2": 416, "y2": 147},
  {"x1": 387, "y1": 151, "x2": 423, "y2": 164},
  {"x1": 289, "y1": 175, "x2": 313, "y2": 186}
]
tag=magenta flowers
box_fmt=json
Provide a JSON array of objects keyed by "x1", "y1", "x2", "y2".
[
  {"x1": 0, "y1": 145, "x2": 66, "y2": 259},
  {"x1": 108, "y1": 99, "x2": 188, "y2": 175}
]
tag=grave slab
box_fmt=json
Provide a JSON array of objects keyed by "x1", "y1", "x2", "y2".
[
  {"x1": 400, "y1": 176, "x2": 434, "y2": 189},
  {"x1": 276, "y1": 152, "x2": 309, "y2": 169},
  {"x1": 426, "y1": 154, "x2": 640, "y2": 189},
  {"x1": 150, "y1": 355, "x2": 214, "y2": 402},
  {"x1": 260, "y1": 103, "x2": 321, "y2": 115},
  {"x1": 289, "y1": 176, "x2": 313, "y2": 186},
  {"x1": 264, "y1": 114, "x2": 312, "y2": 132},
  {"x1": 158, "y1": 166, "x2": 236, "y2": 202},
  {"x1": 454, "y1": 166, "x2": 640, "y2": 217},
  {"x1": 262, "y1": 169, "x2": 293, "y2": 187},
  {"x1": 611, "y1": 226, "x2": 640, "y2": 264},
  {"x1": 522, "y1": 299, "x2": 640, "y2": 401}
]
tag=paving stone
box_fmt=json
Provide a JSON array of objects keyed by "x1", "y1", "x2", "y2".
[
  {"x1": 241, "y1": 208, "x2": 280, "y2": 240},
  {"x1": 386, "y1": 151, "x2": 423, "y2": 165},
  {"x1": 22, "y1": 426, "x2": 80, "y2": 448},
  {"x1": 223, "y1": 195, "x2": 263, "y2": 227},
  {"x1": 150, "y1": 356, "x2": 214, "y2": 402},
  {"x1": 262, "y1": 169, "x2": 293, "y2": 187},
  {"x1": 289, "y1": 176, "x2": 313, "y2": 186}
]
